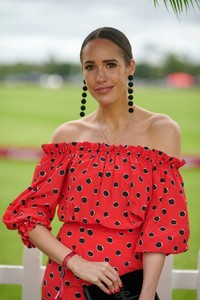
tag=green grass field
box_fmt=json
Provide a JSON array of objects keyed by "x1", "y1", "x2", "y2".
[{"x1": 0, "y1": 84, "x2": 200, "y2": 300}]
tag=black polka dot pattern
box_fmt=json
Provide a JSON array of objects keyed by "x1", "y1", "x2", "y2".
[
  {"x1": 2, "y1": 142, "x2": 190, "y2": 300},
  {"x1": 42, "y1": 222, "x2": 143, "y2": 299}
]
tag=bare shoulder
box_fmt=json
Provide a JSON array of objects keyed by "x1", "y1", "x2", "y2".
[
  {"x1": 50, "y1": 113, "x2": 96, "y2": 143},
  {"x1": 135, "y1": 106, "x2": 182, "y2": 158},
  {"x1": 149, "y1": 111, "x2": 181, "y2": 158},
  {"x1": 50, "y1": 119, "x2": 84, "y2": 143},
  {"x1": 150, "y1": 112, "x2": 180, "y2": 134}
]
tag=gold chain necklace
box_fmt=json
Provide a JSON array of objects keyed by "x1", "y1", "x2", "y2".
[{"x1": 97, "y1": 115, "x2": 132, "y2": 145}]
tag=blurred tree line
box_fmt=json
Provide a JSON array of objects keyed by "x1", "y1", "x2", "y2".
[
  {"x1": 0, "y1": 54, "x2": 199, "y2": 81},
  {"x1": 136, "y1": 55, "x2": 200, "y2": 79}
]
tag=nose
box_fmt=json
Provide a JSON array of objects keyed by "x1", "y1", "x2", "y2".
[{"x1": 96, "y1": 68, "x2": 107, "y2": 83}]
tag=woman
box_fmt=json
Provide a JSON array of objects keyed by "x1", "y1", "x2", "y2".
[{"x1": 3, "y1": 27, "x2": 190, "y2": 300}]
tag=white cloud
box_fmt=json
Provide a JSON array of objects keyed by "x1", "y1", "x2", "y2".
[{"x1": 0, "y1": 0, "x2": 199, "y2": 64}]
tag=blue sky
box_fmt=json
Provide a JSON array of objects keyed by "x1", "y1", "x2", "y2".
[{"x1": 0, "y1": 0, "x2": 200, "y2": 64}]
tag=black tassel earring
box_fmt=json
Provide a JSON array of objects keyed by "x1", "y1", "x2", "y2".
[
  {"x1": 80, "y1": 80, "x2": 87, "y2": 117},
  {"x1": 128, "y1": 75, "x2": 134, "y2": 113}
]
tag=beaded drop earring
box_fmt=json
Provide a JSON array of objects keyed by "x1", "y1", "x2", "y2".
[
  {"x1": 80, "y1": 80, "x2": 87, "y2": 117},
  {"x1": 128, "y1": 75, "x2": 134, "y2": 113}
]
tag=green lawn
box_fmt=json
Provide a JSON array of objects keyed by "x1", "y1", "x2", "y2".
[
  {"x1": 0, "y1": 84, "x2": 199, "y2": 153},
  {"x1": 0, "y1": 84, "x2": 199, "y2": 300}
]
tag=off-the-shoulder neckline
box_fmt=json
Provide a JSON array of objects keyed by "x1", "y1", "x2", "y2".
[{"x1": 42, "y1": 141, "x2": 185, "y2": 166}]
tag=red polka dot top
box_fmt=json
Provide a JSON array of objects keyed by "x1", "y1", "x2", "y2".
[{"x1": 3, "y1": 142, "x2": 190, "y2": 254}]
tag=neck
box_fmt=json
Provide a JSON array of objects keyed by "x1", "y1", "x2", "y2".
[
  {"x1": 96, "y1": 106, "x2": 132, "y2": 129},
  {"x1": 96, "y1": 106, "x2": 134, "y2": 145}
]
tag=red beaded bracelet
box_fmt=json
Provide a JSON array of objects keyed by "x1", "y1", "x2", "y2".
[{"x1": 56, "y1": 251, "x2": 77, "y2": 300}]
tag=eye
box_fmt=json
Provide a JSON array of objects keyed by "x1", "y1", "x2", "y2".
[
  {"x1": 106, "y1": 62, "x2": 117, "y2": 68},
  {"x1": 85, "y1": 65, "x2": 94, "y2": 71}
]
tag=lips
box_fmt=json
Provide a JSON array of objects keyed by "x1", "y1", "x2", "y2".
[{"x1": 94, "y1": 85, "x2": 114, "y2": 94}]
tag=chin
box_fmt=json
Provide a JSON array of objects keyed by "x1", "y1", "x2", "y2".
[{"x1": 95, "y1": 93, "x2": 118, "y2": 105}]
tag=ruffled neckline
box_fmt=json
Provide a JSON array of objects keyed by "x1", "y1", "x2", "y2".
[{"x1": 42, "y1": 141, "x2": 185, "y2": 168}]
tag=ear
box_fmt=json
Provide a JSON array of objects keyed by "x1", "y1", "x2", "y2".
[{"x1": 129, "y1": 59, "x2": 136, "y2": 75}]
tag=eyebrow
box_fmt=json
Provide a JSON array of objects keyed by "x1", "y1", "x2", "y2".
[{"x1": 83, "y1": 59, "x2": 119, "y2": 65}]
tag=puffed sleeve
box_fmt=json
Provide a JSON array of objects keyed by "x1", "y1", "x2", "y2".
[
  {"x1": 135, "y1": 155, "x2": 190, "y2": 255},
  {"x1": 2, "y1": 143, "x2": 71, "y2": 248}
]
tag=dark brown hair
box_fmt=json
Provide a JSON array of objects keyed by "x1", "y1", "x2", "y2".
[{"x1": 80, "y1": 27, "x2": 133, "y2": 66}]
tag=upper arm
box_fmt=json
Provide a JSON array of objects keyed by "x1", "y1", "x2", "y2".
[{"x1": 150, "y1": 114, "x2": 182, "y2": 159}]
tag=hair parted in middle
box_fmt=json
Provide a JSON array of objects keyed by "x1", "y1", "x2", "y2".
[{"x1": 80, "y1": 27, "x2": 133, "y2": 66}]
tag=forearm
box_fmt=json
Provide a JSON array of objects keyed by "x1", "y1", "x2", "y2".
[
  {"x1": 28, "y1": 224, "x2": 122, "y2": 294},
  {"x1": 140, "y1": 253, "x2": 165, "y2": 300},
  {"x1": 28, "y1": 224, "x2": 73, "y2": 265}
]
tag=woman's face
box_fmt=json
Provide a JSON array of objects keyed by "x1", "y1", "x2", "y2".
[{"x1": 81, "y1": 38, "x2": 135, "y2": 107}]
